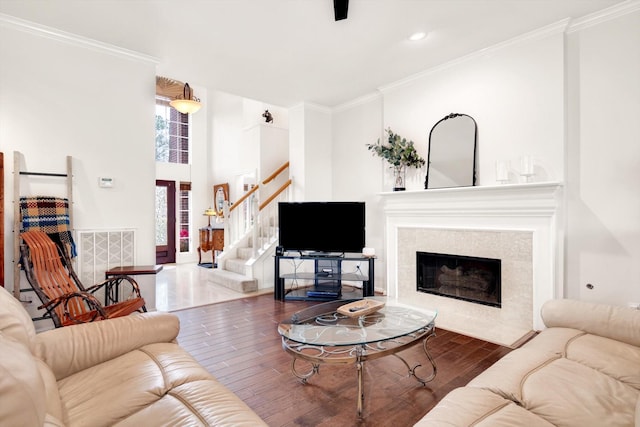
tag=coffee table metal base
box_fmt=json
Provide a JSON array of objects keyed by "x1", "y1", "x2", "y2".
[{"x1": 281, "y1": 323, "x2": 437, "y2": 417}]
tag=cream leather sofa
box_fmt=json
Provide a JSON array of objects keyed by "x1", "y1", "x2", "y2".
[
  {"x1": 415, "y1": 299, "x2": 640, "y2": 426},
  {"x1": 0, "y1": 285, "x2": 267, "y2": 427}
]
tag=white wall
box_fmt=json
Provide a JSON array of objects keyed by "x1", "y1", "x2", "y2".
[
  {"x1": 289, "y1": 103, "x2": 332, "y2": 201},
  {"x1": 3, "y1": 6, "x2": 638, "y2": 308},
  {"x1": 1, "y1": 20, "x2": 157, "y2": 292},
  {"x1": 332, "y1": 94, "x2": 385, "y2": 291},
  {"x1": 332, "y1": 26, "x2": 566, "y2": 296},
  {"x1": 381, "y1": 27, "x2": 566, "y2": 189},
  {"x1": 565, "y1": 10, "x2": 640, "y2": 305},
  {"x1": 208, "y1": 92, "x2": 289, "y2": 205},
  {"x1": 330, "y1": 7, "x2": 640, "y2": 307},
  {"x1": 209, "y1": 91, "x2": 246, "y2": 203}
]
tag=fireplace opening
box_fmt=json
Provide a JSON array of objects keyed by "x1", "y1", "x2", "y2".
[{"x1": 416, "y1": 252, "x2": 501, "y2": 308}]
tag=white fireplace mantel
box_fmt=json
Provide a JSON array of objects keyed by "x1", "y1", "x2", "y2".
[
  {"x1": 381, "y1": 182, "x2": 564, "y2": 345},
  {"x1": 381, "y1": 182, "x2": 563, "y2": 218}
]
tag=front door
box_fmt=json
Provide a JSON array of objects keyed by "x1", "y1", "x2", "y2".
[{"x1": 156, "y1": 180, "x2": 176, "y2": 264}]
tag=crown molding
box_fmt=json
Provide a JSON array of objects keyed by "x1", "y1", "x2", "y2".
[
  {"x1": 333, "y1": 91, "x2": 382, "y2": 113},
  {"x1": 378, "y1": 18, "x2": 570, "y2": 95},
  {"x1": 289, "y1": 101, "x2": 332, "y2": 115},
  {"x1": 567, "y1": 0, "x2": 640, "y2": 33},
  {"x1": 0, "y1": 13, "x2": 158, "y2": 64}
]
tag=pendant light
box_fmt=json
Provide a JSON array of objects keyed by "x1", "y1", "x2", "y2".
[{"x1": 169, "y1": 83, "x2": 202, "y2": 114}]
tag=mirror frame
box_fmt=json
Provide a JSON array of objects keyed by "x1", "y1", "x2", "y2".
[
  {"x1": 213, "y1": 183, "x2": 229, "y2": 217},
  {"x1": 424, "y1": 113, "x2": 477, "y2": 189}
]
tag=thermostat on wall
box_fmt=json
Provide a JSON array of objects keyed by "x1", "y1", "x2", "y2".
[{"x1": 98, "y1": 177, "x2": 114, "y2": 188}]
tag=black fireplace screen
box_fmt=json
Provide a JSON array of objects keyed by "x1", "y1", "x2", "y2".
[{"x1": 416, "y1": 251, "x2": 501, "y2": 307}]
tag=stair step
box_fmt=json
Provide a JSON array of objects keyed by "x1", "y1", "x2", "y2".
[
  {"x1": 225, "y1": 258, "x2": 248, "y2": 275},
  {"x1": 237, "y1": 247, "x2": 253, "y2": 260},
  {"x1": 208, "y1": 269, "x2": 257, "y2": 293}
]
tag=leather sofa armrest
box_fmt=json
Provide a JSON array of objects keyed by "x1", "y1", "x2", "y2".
[
  {"x1": 541, "y1": 299, "x2": 640, "y2": 347},
  {"x1": 34, "y1": 312, "x2": 180, "y2": 380}
]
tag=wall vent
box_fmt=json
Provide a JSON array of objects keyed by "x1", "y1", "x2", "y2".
[{"x1": 75, "y1": 229, "x2": 136, "y2": 285}]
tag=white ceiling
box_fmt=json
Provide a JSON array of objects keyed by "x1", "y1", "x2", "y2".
[{"x1": 0, "y1": 0, "x2": 627, "y2": 107}]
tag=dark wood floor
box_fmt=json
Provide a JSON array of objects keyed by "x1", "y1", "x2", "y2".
[{"x1": 174, "y1": 294, "x2": 512, "y2": 427}]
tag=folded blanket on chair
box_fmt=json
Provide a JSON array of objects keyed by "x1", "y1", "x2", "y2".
[{"x1": 20, "y1": 196, "x2": 77, "y2": 258}]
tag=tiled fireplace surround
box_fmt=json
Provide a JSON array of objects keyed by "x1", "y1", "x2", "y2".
[{"x1": 381, "y1": 183, "x2": 563, "y2": 348}]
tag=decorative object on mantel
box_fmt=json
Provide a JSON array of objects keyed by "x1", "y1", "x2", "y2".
[
  {"x1": 496, "y1": 160, "x2": 510, "y2": 184},
  {"x1": 425, "y1": 113, "x2": 477, "y2": 189},
  {"x1": 520, "y1": 155, "x2": 535, "y2": 182},
  {"x1": 262, "y1": 110, "x2": 273, "y2": 123},
  {"x1": 366, "y1": 128, "x2": 425, "y2": 191}
]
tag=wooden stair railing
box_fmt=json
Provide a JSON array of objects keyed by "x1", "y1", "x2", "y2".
[
  {"x1": 223, "y1": 162, "x2": 292, "y2": 259},
  {"x1": 229, "y1": 184, "x2": 259, "y2": 213},
  {"x1": 262, "y1": 161, "x2": 289, "y2": 185},
  {"x1": 259, "y1": 179, "x2": 292, "y2": 211}
]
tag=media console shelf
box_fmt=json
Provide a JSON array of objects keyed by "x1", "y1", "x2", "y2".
[{"x1": 274, "y1": 254, "x2": 375, "y2": 301}]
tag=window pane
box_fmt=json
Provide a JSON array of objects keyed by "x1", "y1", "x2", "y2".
[
  {"x1": 179, "y1": 188, "x2": 191, "y2": 253},
  {"x1": 156, "y1": 186, "x2": 168, "y2": 245},
  {"x1": 155, "y1": 96, "x2": 190, "y2": 165}
]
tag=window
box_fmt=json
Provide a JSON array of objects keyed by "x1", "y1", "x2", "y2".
[
  {"x1": 155, "y1": 77, "x2": 193, "y2": 258},
  {"x1": 179, "y1": 182, "x2": 192, "y2": 253},
  {"x1": 155, "y1": 97, "x2": 189, "y2": 164}
]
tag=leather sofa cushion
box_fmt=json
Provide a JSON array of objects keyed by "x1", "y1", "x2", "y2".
[
  {"x1": 413, "y1": 387, "x2": 555, "y2": 427},
  {"x1": 0, "y1": 333, "x2": 46, "y2": 427},
  {"x1": 35, "y1": 311, "x2": 180, "y2": 381},
  {"x1": 525, "y1": 329, "x2": 640, "y2": 389},
  {"x1": 521, "y1": 357, "x2": 637, "y2": 426},
  {"x1": 57, "y1": 342, "x2": 266, "y2": 427},
  {"x1": 0, "y1": 286, "x2": 37, "y2": 351},
  {"x1": 36, "y1": 357, "x2": 64, "y2": 422},
  {"x1": 541, "y1": 299, "x2": 640, "y2": 347},
  {"x1": 467, "y1": 348, "x2": 561, "y2": 404},
  {"x1": 469, "y1": 345, "x2": 638, "y2": 426},
  {"x1": 112, "y1": 379, "x2": 268, "y2": 427},
  {"x1": 415, "y1": 300, "x2": 640, "y2": 427}
]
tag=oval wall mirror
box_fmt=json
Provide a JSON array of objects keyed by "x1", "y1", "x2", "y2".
[
  {"x1": 213, "y1": 183, "x2": 229, "y2": 216},
  {"x1": 424, "y1": 113, "x2": 477, "y2": 189}
]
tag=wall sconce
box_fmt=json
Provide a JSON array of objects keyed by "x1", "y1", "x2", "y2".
[
  {"x1": 203, "y1": 208, "x2": 217, "y2": 227},
  {"x1": 170, "y1": 83, "x2": 202, "y2": 114}
]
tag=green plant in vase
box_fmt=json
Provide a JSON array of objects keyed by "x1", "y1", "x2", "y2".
[{"x1": 366, "y1": 128, "x2": 425, "y2": 191}]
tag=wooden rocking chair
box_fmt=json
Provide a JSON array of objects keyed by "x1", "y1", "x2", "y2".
[{"x1": 20, "y1": 230, "x2": 146, "y2": 328}]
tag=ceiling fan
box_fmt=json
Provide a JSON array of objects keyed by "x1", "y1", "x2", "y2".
[{"x1": 334, "y1": 0, "x2": 349, "y2": 21}]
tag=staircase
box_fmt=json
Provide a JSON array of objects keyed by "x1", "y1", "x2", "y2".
[
  {"x1": 207, "y1": 236, "x2": 258, "y2": 293},
  {"x1": 206, "y1": 162, "x2": 291, "y2": 293}
]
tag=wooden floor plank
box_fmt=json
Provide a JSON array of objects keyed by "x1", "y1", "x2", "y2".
[{"x1": 175, "y1": 294, "x2": 512, "y2": 426}]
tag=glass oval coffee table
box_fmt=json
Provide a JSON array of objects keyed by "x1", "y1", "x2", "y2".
[{"x1": 277, "y1": 297, "x2": 438, "y2": 417}]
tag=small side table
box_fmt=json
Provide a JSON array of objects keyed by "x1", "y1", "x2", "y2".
[
  {"x1": 104, "y1": 265, "x2": 163, "y2": 311},
  {"x1": 198, "y1": 226, "x2": 224, "y2": 265}
]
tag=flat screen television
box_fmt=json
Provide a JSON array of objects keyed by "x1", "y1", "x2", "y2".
[{"x1": 278, "y1": 202, "x2": 365, "y2": 255}]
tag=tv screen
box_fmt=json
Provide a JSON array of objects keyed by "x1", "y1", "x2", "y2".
[{"x1": 278, "y1": 202, "x2": 365, "y2": 254}]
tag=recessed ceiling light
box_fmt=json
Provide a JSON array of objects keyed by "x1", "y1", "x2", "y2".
[{"x1": 409, "y1": 32, "x2": 427, "y2": 41}]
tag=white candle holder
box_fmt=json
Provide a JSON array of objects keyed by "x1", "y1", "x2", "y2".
[
  {"x1": 496, "y1": 160, "x2": 510, "y2": 184},
  {"x1": 520, "y1": 155, "x2": 534, "y2": 182}
]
